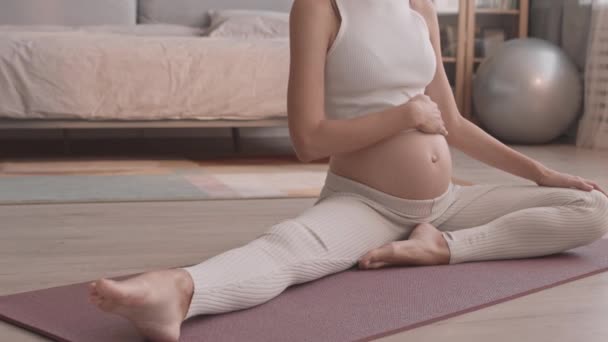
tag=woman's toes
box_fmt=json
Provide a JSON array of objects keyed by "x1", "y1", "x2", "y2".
[
  {"x1": 97, "y1": 278, "x2": 134, "y2": 304},
  {"x1": 359, "y1": 243, "x2": 396, "y2": 269},
  {"x1": 97, "y1": 279, "x2": 120, "y2": 296},
  {"x1": 358, "y1": 256, "x2": 374, "y2": 269},
  {"x1": 371, "y1": 243, "x2": 397, "y2": 261},
  {"x1": 358, "y1": 252, "x2": 374, "y2": 269},
  {"x1": 91, "y1": 278, "x2": 134, "y2": 312},
  {"x1": 366, "y1": 261, "x2": 390, "y2": 269},
  {"x1": 88, "y1": 282, "x2": 98, "y2": 297},
  {"x1": 88, "y1": 283, "x2": 103, "y2": 305}
]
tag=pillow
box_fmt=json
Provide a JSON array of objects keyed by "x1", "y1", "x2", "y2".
[
  {"x1": 80, "y1": 24, "x2": 205, "y2": 36},
  {"x1": 206, "y1": 16, "x2": 289, "y2": 39},
  {"x1": 207, "y1": 9, "x2": 289, "y2": 25},
  {"x1": 205, "y1": 10, "x2": 289, "y2": 39}
]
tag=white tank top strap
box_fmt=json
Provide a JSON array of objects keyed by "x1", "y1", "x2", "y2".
[
  {"x1": 327, "y1": 0, "x2": 348, "y2": 58},
  {"x1": 410, "y1": 8, "x2": 431, "y2": 35}
]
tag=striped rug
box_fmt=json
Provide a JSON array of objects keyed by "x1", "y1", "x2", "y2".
[{"x1": 0, "y1": 157, "x2": 330, "y2": 204}]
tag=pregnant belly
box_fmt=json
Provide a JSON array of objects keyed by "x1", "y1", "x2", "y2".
[{"x1": 329, "y1": 130, "x2": 453, "y2": 200}]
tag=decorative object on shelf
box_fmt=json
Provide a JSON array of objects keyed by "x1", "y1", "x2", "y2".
[
  {"x1": 481, "y1": 27, "x2": 506, "y2": 58},
  {"x1": 473, "y1": 28, "x2": 485, "y2": 57},
  {"x1": 474, "y1": 25, "x2": 512, "y2": 59},
  {"x1": 440, "y1": 24, "x2": 458, "y2": 57},
  {"x1": 473, "y1": 38, "x2": 582, "y2": 144}
]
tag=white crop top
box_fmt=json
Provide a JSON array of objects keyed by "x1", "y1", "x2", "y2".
[{"x1": 325, "y1": 0, "x2": 437, "y2": 120}]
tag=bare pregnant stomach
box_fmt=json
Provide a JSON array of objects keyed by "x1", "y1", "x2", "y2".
[{"x1": 329, "y1": 129, "x2": 453, "y2": 200}]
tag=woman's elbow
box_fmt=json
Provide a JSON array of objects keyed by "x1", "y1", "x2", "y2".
[
  {"x1": 296, "y1": 151, "x2": 317, "y2": 163},
  {"x1": 291, "y1": 137, "x2": 319, "y2": 163},
  {"x1": 290, "y1": 127, "x2": 330, "y2": 163},
  {"x1": 288, "y1": 117, "x2": 325, "y2": 162}
]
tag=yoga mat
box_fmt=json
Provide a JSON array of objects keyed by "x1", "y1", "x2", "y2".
[{"x1": 2, "y1": 239, "x2": 608, "y2": 342}]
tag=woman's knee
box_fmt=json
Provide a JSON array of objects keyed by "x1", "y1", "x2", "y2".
[
  {"x1": 575, "y1": 189, "x2": 608, "y2": 239},
  {"x1": 256, "y1": 219, "x2": 355, "y2": 284},
  {"x1": 259, "y1": 219, "x2": 329, "y2": 263},
  {"x1": 590, "y1": 190, "x2": 608, "y2": 235}
]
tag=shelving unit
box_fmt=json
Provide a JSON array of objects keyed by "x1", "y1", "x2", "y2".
[
  {"x1": 438, "y1": 0, "x2": 468, "y2": 113},
  {"x1": 462, "y1": 0, "x2": 530, "y2": 121},
  {"x1": 475, "y1": 8, "x2": 520, "y2": 14},
  {"x1": 435, "y1": 0, "x2": 529, "y2": 118}
]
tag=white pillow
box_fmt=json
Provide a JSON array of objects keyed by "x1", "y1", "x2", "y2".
[
  {"x1": 207, "y1": 9, "x2": 289, "y2": 25},
  {"x1": 205, "y1": 10, "x2": 289, "y2": 39},
  {"x1": 81, "y1": 24, "x2": 205, "y2": 37}
]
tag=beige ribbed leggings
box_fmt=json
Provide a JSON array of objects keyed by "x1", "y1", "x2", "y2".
[{"x1": 182, "y1": 171, "x2": 608, "y2": 319}]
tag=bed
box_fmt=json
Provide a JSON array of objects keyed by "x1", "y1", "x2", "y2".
[{"x1": 0, "y1": 0, "x2": 294, "y2": 147}]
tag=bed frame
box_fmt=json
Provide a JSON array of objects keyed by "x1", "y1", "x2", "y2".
[{"x1": 0, "y1": 118, "x2": 288, "y2": 152}]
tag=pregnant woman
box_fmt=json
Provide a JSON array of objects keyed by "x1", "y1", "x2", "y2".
[{"x1": 88, "y1": 1, "x2": 608, "y2": 341}]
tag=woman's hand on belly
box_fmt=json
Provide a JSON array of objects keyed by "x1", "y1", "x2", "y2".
[{"x1": 404, "y1": 94, "x2": 449, "y2": 137}]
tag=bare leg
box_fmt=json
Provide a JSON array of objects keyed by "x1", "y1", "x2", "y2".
[
  {"x1": 358, "y1": 223, "x2": 450, "y2": 269},
  {"x1": 89, "y1": 269, "x2": 194, "y2": 342}
]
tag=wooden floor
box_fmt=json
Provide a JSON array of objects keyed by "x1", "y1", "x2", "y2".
[{"x1": 1, "y1": 144, "x2": 608, "y2": 341}]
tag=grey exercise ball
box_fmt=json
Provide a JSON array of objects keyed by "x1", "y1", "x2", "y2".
[{"x1": 473, "y1": 38, "x2": 583, "y2": 144}]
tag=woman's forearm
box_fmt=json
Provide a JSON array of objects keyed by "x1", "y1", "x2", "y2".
[
  {"x1": 291, "y1": 105, "x2": 418, "y2": 162},
  {"x1": 450, "y1": 119, "x2": 548, "y2": 183}
]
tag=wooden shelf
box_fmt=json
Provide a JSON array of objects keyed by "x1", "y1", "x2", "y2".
[
  {"x1": 463, "y1": 0, "x2": 529, "y2": 120},
  {"x1": 434, "y1": 0, "x2": 468, "y2": 113},
  {"x1": 475, "y1": 8, "x2": 520, "y2": 15},
  {"x1": 437, "y1": 9, "x2": 460, "y2": 15}
]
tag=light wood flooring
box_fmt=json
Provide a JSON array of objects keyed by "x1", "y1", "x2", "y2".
[{"x1": 1, "y1": 144, "x2": 607, "y2": 341}]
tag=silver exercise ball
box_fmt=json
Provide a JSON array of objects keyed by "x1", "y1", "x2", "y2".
[{"x1": 473, "y1": 38, "x2": 583, "y2": 144}]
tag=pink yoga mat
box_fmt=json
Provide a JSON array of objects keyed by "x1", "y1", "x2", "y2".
[{"x1": 2, "y1": 239, "x2": 608, "y2": 342}]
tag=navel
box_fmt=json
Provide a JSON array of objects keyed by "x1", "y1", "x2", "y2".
[{"x1": 431, "y1": 155, "x2": 439, "y2": 163}]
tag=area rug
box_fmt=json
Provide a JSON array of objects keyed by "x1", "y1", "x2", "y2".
[
  {"x1": 0, "y1": 157, "x2": 329, "y2": 204},
  {"x1": 0, "y1": 157, "x2": 475, "y2": 205},
  {"x1": 2, "y1": 239, "x2": 608, "y2": 342}
]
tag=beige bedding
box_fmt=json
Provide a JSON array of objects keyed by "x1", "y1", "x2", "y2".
[{"x1": 0, "y1": 31, "x2": 289, "y2": 120}]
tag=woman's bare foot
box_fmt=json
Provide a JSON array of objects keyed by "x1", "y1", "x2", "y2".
[
  {"x1": 88, "y1": 269, "x2": 194, "y2": 342},
  {"x1": 358, "y1": 223, "x2": 451, "y2": 269}
]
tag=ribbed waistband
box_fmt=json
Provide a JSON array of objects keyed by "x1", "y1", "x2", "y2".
[{"x1": 317, "y1": 170, "x2": 459, "y2": 219}]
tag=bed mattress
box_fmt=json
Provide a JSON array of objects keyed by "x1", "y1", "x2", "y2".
[{"x1": 0, "y1": 30, "x2": 289, "y2": 121}]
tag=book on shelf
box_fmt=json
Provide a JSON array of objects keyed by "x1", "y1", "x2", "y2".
[
  {"x1": 475, "y1": 0, "x2": 518, "y2": 10},
  {"x1": 440, "y1": 25, "x2": 458, "y2": 57},
  {"x1": 482, "y1": 28, "x2": 506, "y2": 58},
  {"x1": 473, "y1": 26, "x2": 507, "y2": 59}
]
